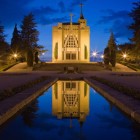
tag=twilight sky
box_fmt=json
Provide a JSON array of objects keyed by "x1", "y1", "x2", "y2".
[{"x1": 0, "y1": 0, "x2": 136, "y2": 57}]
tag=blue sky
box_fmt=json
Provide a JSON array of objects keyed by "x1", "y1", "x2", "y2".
[{"x1": 0, "y1": 0, "x2": 136, "y2": 57}]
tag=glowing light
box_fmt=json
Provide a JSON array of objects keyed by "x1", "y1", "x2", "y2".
[
  {"x1": 92, "y1": 51, "x2": 97, "y2": 57},
  {"x1": 42, "y1": 53, "x2": 45, "y2": 55},
  {"x1": 101, "y1": 55, "x2": 104, "y2": 58},
  {"x1": 13, "y1": 54, "x2": 17, "y2": 58},
  {"x1": 122, "y1": 53, "x2": 127, "y2": 59}
]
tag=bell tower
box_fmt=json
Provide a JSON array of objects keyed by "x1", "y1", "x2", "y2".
[{"x1": 78, "y1": 3, "x2": 87, "y2": 27}]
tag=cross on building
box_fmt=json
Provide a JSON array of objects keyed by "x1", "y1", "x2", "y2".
[
  {"x1": 52, "y1": 3, "x2": 90, "y2": 63},
  {"x1": 70, "y1": 13, "x2": 74, "y2": 24}
]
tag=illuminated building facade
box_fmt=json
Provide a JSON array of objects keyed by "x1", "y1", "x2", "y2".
[{"x1": 52, "y1": 5, "x2": 90, "y2": 63}]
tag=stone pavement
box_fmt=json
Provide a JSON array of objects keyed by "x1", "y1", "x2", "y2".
[
  {"x1": 6, "y1": 62, "x2": 33, "y2": 72},
  {"x1": 0, "y1": 62, "x2": 139, "y2": 93},
  {"x1": 115, "y1": 63, "x2": 136, "y2": 72}
]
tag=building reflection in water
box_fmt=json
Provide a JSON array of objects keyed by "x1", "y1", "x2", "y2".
[{"x1": 52, "y1": 80, "x2": 89, "y2": 127}]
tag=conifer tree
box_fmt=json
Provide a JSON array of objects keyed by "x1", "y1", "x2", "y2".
[
  {"x1": 129, "y1": 1, "x2": 140, "y2": 49},
  {"x1": 129, "y1": 1, "x2": 140, "y2": 61},
  {"x1": 0, "y1": 24, "x2": 9, "y2": 53},
  {"x1": 104, "y1": 47, "x2": 110, "y2": 66},
  {"x1": 0, "y1": 25, "x2": 5, "y2": 42},
  {"x1": 21, "y1": 13, "x2": 39, "y2": 49},
  {"x1": 35, "y1": 51, "x2": 39, "y2": 64},
  {"x1": 20, "y1": 13, "x2": 39, "y2": 66},
  {"x1": 11, "y1": 24, "x2": 21, "y2": 52},
  {"x1": 107, "y1": 32, "x2": 117, "y2": 67}
]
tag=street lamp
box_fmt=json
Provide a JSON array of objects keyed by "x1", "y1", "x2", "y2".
[
  {"x1": 122, "y1": 53, "x2": 128, "y2": 62},
  {"x1": 101, "y1": 55, "x2": 104, "y2": 59},
  {"x1": 91, "y1": 51, "x2": 98, "y2": 62},
  {"x1": 13, "y1": 53, "x2": 18, "y2": 62},
  {"x1": 123, "y1": 54, "x2": 127, "y2": 59},
  {"x1": 13, "y1": 54, "x2": 17, "y2": 58},
  {"x1": 92, "y1": 51, "x2": 97, "y2": 57}
]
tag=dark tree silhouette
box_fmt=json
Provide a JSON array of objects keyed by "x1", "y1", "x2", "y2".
[
  {"x1": 129, "y1": 1, "x2": 140, "y2": 49},
  {"x1": 21, "y1": 13, "x2": 39, "y2": 49},
  {"x1": 20, "y1": 13, "x2": 39, "y2": 66},
  {"x1": 0, "y1": 24, "x2": 9, "y2": 54},
  {"x1": 0, "y1": 24, "x2": 5, "y2": 42},
  {"x1": 35, "y1": 51, "x2": 39, "y2": 64},
  {"x1": 21, "y1": 100, "x2": 39, "y2": 127},
  {"x1": 27, "y1": 48, "x2": 33, "y2": 66},
  {"x1": 104, "y1": 47, "x2": 110, "y2": 67},
  {"x1": 107, "y1": 32, "x2": 117, "y2": 67},
  {"x1": 129, "y1": 1, "x2": 140, "y2": 62},
  {"x1": 11, "y1": 24, "x2": 21, "y2": 52}
]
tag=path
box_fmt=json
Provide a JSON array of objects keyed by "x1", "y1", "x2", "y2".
[
  {"x1": 115, "y1": 63, "x2": 135, "y2": 72},
  {"x1": 6, "y1": 62, "x2": 32, "y2": 72}
]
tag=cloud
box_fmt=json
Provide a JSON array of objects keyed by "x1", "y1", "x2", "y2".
[
  {"x1": 98, "y1": 10, "x2": 133, "y2": 39},
  {"x1": 0, "y1": 0, "x2": 89, "y2": 27},
  {"x1": 31, "y1": 6, "x2": 61, "y2": 25},
  {"x1": 58, "y1": 1, "x2": 66, "y2": 13},
  {"x1": 69, "y1": 0, "x2": 88, "y2": 12},
  {"x1": 38, "y1": 16, "x2": 69, "y2": 25},
  {"x1": 32, "y1": 6, "x2": 58, "y2": 16},
  {"x1": 0, "y1": 0, "x2": 34, "y2": 26},
  {"x1": 0, "y1": 0, "x2": 63, "y2": 27}
]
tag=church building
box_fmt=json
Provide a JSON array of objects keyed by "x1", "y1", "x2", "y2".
[{"x1": 52, "y1": 4, "x2": 90, "y2": 63}]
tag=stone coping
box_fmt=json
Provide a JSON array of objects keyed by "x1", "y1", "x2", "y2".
[
  {"x1": 0, "y1": 78, "x2": 58, "y2": 126},
  {"x1": 84, "y1": 78, "x2": 140, "y2": 123}
]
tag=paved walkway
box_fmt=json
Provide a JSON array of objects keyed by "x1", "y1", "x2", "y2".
[
  {"x1": 6, "y1": 62, "x2": 33, "y2": 72},
  {"x1": 0, "y1": 62, "x2": 139, "y2": 92},
  {"x1": 115, "y1": 63, "x2": 135, "y2": 72}
]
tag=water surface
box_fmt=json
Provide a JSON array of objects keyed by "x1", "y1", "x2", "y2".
[{"x1": 0, "y1": 80, "x2": 140, "y2": 140}]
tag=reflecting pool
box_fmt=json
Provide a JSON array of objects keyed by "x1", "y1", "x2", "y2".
[{"x1": 0, "y1": 80, "x2": 140, "y2": 140}]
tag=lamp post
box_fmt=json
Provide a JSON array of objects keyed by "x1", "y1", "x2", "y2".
[
  {"x1": 101, "y1": 55, "x2": 104, "y2": 59},
  {"x1": 13, "y1": 53, "x2": 18, "y2": 62},
  {"x1": 92, "y1": 51, "x2": 97, "y2": 62},
  {"x1": 123, "y1": 53, "x2": 127, "y2": 60}
]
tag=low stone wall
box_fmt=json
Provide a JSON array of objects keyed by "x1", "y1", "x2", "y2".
[
  {"x1": 0, "y1": 78, "x2": 58, "y2": 126},
  {"x1": 33, "y1": 63, "x2": 105, "y2": 71},
  {"x1": 84, "y1": 78, "x2": 140, "y2": 123}
]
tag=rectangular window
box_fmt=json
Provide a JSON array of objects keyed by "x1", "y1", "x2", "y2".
[
  {"x1": 72, "y1": 53, "x2": 76, "y2": 60},
  {"x1": 66, "y1": 82, "x2": 76, "y2": 90},
  {"x1": 66, "y1": 83, "x2": 71, "y2": 89},
  {"x1": 66, "y1": 53, "x2": 71, "y2": 60},
  {"x1": 71, "y1": 83, "x2": 76, "y2": 89}
]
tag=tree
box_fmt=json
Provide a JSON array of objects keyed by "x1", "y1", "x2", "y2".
[
  {"x1": 27, "y1": 48, "x2": 33, "y2": 66},
  {"x1": 34, "y1": 51, "x2": 39, "y2": 64},
  {"x1": 129, "y1": 1, "x2": 140, "y2": 49},
  {"x1": 0, "y1": 24, "x2": 5, "y2": 42},
  {"x1": 0, "y1": 24, "x2": 8, "y2": 53},
  {"x1": 21, "y1": 13, "x2": 39, "y2": 49},
  {"x1": 118, "y1": 43, "x2": 134, "y2": 51},
  {"x1": 21, "y1": 13, "x2": 39, "y2": 65},
  {"x1": 104, "y1": 47, "x2": 110, "y2": 66},
  {"x1": 11, "y1": 24, "x2": 21, "y2": 52},
  {"x1": 107, "y1": 32, "x2": 117, "y2": 67},
  {"x1": 129, "y1": 1, "x2": 140, "y2": 62}
]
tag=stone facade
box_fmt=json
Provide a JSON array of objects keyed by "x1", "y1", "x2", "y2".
[{"x1": 52, "y1": 12, "x2": 90, "y2": 63}]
